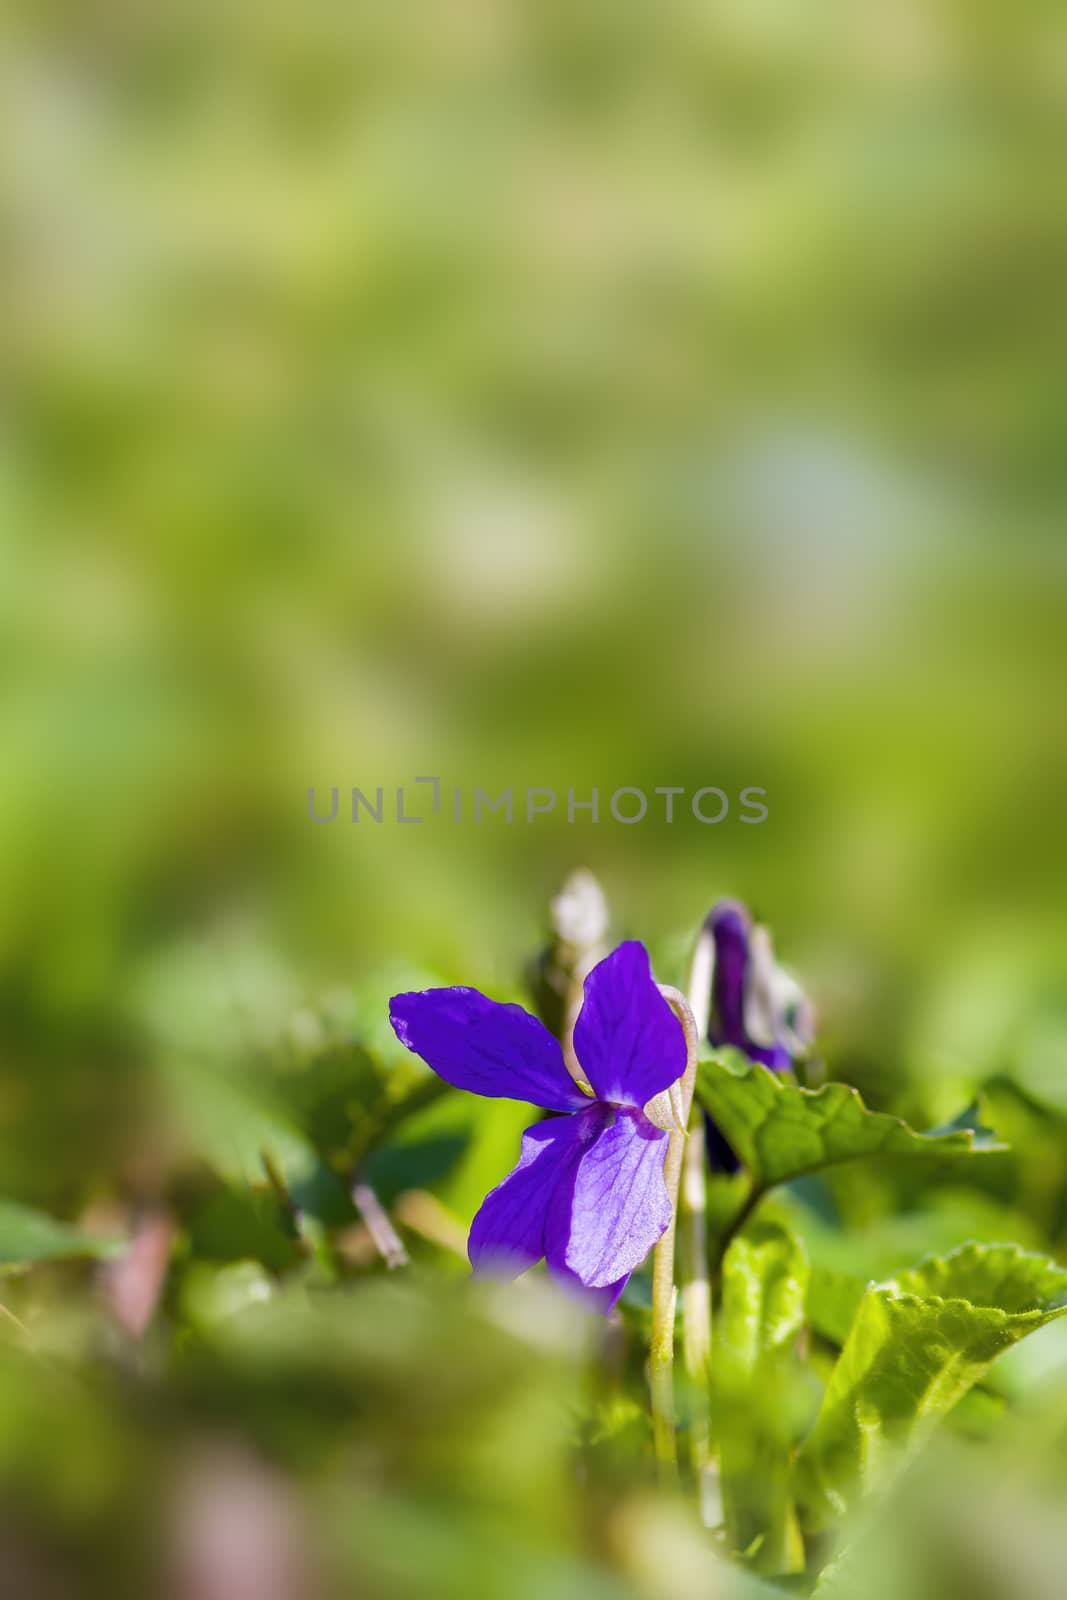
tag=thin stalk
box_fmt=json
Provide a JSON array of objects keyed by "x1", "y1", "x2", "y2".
[
  {"x1": 681, "y1": 1122, "x2": 712, "y2": 1469},
  {"x1": 681, "y1": 926, "x2": 715, "y2": 1491},
  {"x1": 649, "y1": 985, "x2": 699, "y2": 1476},
  {"x1": 352, "y1": 1181, "x2": 409, "y2": 1269}
]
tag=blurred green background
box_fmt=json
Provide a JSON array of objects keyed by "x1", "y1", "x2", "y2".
[{"x1": 2, "y1": 0, "x2": 1067, "y2": 1595}]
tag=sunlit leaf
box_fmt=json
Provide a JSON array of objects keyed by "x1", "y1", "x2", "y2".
[
  {"x1": 721, "y1": 1221, "x2": 809, "y2": 1373},
  {"x1": 696, "y1": 1053, "x2": 1005, "y2": 1194},
  {"x1": 794, "y1": 1242, "x2": 1067, "y2": 1532}
]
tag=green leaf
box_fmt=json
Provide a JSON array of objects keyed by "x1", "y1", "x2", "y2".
[
  {"x1": 695, "y1": 1053, "x2": 1004, "y2": 1193},
  {"x1": 0, "y1": 1199, "x2": 121, "y2": 1271},
  {"x1": 715, "y1": 1222, "x2": 816, "y2": 1576},
  {"x1": 806, "y1": 1266, "x2": 867, "y2": 1348},
  {"x1": 185, "y1": 1184, "x2": 301, "y2": 1274},
  {"x1": 159, "y1": 1053, "x2": 313, "y2": 1187},
  {"x1": 794, "y1": 1189, "x2": 1045, "y2": 1350},
  {"x1": 721, "y1": 1221, "x2": 809, "y2": 1375},
  {"x1": 161, "y1": 1040, "x2": 441, "y2": 1192},
  {"x1": 794, "y1": 1242, "x2": 1067, "y2": 1532},
  {"x1": 142, "y1": 945, "x2": 446, "y2": 1187},
  {"x1": 272, "y1": 1042, "x2": 444, "y2": 1174},
  {"x1": 925, "y1": 1100, "x2": 1002, "y2": 1146}
]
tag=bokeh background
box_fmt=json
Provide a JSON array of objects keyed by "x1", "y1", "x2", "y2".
[{"x1": 2, "y1": 1, "x2": 1067, "y2": 1595}]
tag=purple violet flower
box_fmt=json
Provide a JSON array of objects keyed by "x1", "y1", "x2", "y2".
[
  {"x1": 704, "y1": 898, "x2": 814, "y2": 1171},
  {"x1": 389, "y1": 940, "x2": 686, "y2": 1311},
  {"x1": 708, "y1": 900, "x2": 794, "y2": 1071}
]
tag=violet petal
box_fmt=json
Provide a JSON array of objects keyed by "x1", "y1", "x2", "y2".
[
  {"x1": 390, "y1": 987, "x2": 589, "y2": 1111},
  {"x1": 468, "y1": 1106, "x2": 607, "y2": 1276},
  {"x1": 572, "y1": 941, "x2": 686, "y2": 1107},
  {"x1": 546, "y1": 1107, "x2": 671, "y2": 1289}
]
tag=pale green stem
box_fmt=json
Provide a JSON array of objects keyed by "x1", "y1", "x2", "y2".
[
  {"x1": 649, "y1": 984, "x2": 700, "y2": 1475},
  {"x1": 682, "y1": 927, "x2": 715, "y2": 1496},
  {"x1": 681, "y1": 1121, "x2": 712, "y2": 1475}
]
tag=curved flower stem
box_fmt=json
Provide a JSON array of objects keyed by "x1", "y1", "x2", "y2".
[{"x1": 649, "y1": 984, "x2": 700, "y2": 1475}]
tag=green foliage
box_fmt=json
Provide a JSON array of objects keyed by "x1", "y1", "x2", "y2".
[
  {"x1": 721, "y1": 1221, "x2": 809, "y2": 1370},
  {"x1": 795, "y1": 1243, "x2": 1067, "y2": 1533},
  {"x1": 277, "y1": 1042, "x2": 443, "y2": 1174},
  {"x1": 715, "y1": 1221, "x2": 815, "y2": 1574},
  {"x1": 696, "y1": 1052, "x2": 1004, "y2": 1195},
  {"x1": 184, "y1": 1183, "x2": 301, "y2": 1274},
  {"x1": 0, "y1": 1199, "x2": 120, "y2": 1271},
  {"x1": 0, "y1": 0, "x2": 1064, "y2": 1585}
]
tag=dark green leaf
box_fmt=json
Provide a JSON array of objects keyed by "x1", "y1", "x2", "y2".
[{"x1": 185, "y1": 1184, "x2": 301, "y2": 1274}]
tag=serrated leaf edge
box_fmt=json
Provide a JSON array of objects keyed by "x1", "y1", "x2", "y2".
[{"x1": 700, "y1": 1055, "x2": 1008, "y2": 1179}]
